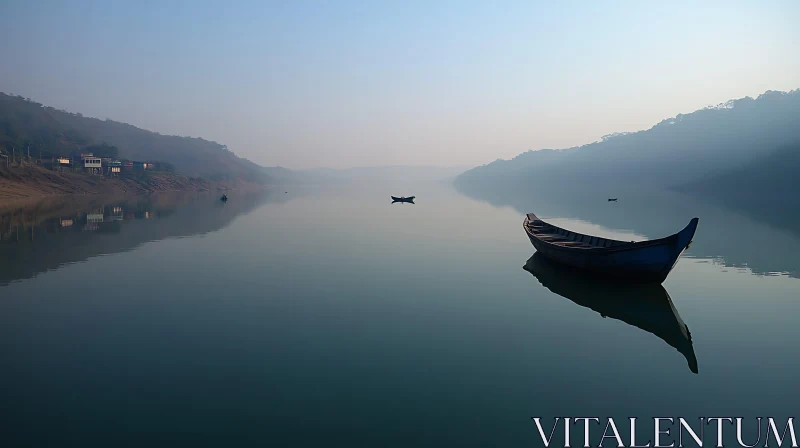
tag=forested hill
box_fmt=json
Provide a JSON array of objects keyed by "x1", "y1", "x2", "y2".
[
  {"x1": 454, "y1": 89, "x2": 800, "y2": 191},
  {"x1": 679, "y1": 142, "x2": 800, "y2": 202},
  {"x1": 0, "y1": 93, "x2": 267, "y2": 183}
]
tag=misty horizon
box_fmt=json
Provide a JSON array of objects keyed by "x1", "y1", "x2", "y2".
[
  {"x1": 4, "y1": 88, "x2": 797, "y2": 172},
  {"x1": 2, "y1": 1, "x2": 798, "y2": 169}
]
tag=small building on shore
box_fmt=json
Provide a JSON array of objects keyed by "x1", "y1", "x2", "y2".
[
  {"x1": 81, "y1": 153, "x2": 102, "y2": 174},
  {"x1": 52, "y1": 157, "x2": 72, "y2": 173},
  {"x1": 107, "y1": 160, "x2": 122, "y2": 176},
  {"x1": 133, "y1": 161, "x2": 155, "y2": 171}
]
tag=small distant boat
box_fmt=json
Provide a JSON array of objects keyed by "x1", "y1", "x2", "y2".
[
  {"x1": 220, "y1": 194, "x2": 228, "y2": 202},
  {"x1": 608, "y1": 198, "x2": 618, "y2": 202},
  {"x1": 523, "y1": 213, "x2": 698, "y2": 283},
  {"x1": 391, "y1": 196, "x2": 415, "y2": 203}
]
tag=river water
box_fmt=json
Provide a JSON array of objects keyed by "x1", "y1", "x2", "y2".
[{"x1": 1, "y1": 183, "x2": 798, "y2": 447}]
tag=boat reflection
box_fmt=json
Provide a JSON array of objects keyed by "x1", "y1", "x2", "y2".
[
  {"x1": 523, "y1": 252, "x2": 698, "y2": 374},
  {"x1": 458, "y1": 183, "x2": 800, "y2": 278}
]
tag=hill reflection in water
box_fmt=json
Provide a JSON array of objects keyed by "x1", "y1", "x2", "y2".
[
  {"x1": 458, "y1": 182, "x2": 800, "y2": 279},
  {"x1": 0, "y1": 191, "x2": 275, "y2": 286}
]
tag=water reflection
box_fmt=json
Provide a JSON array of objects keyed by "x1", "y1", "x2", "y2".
[
  {"x1": 457, "y1": 182, "x2": 800, "y2": 278},
  {"x1": 0, "y1": 191, "x2": 273, "y2": 286},
  {"x1": 524, "y1": 252, "x2": 699, "y2": 374}
]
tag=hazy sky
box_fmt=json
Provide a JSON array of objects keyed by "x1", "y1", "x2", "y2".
[{"x1": 1, "y1": 1, "x2": 798, "y2": 169}]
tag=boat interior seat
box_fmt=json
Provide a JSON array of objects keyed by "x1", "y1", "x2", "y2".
[
  {"x1": 538, "y1": 236, "x2": 570, "y2": 242},
  {"x1": 554, "y1": 242, "x2": 593, "y2": 247},
  {"x1": 528, "y1": 218, "x2": 629, "y2": 249},
  {"x1": 536, "y1": 235, "x2": 569, "y2": 241},
  {"x1": 534, "y1": 232, "x2": 563, "y2": 237}
]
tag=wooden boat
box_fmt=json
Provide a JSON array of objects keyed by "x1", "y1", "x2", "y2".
[
  {"x1": 608, "y1": 198, "x2": 618, "y2": 202},
  {"x1": 523, "y1": 213, "x2": 698, "y2": 283},
  {"x1": 391, "y1": 196, "x2": 415, "y2": 203},
  {"x1": 524, "y1": 253, "x2": 697, "y2": 373}
]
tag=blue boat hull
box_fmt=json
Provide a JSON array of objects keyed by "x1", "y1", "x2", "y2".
[{"x1": 524, "y1": 214, "x2": 698, "y2": 283}]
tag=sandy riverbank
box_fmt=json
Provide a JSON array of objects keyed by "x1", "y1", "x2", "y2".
[{"x1": 0, "y1": 164, "x2": 216, "y2": 203}]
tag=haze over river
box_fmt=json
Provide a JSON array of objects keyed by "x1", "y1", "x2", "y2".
[{"x1": 2, "y1": 182, "x2": 798, "y2": 447}]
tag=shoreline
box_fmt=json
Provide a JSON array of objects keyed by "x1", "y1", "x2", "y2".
[{"x1": 0, "y1": 164, "x2": 263, "y2": 206}]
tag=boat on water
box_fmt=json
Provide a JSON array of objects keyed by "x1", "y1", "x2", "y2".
[
  {"x1": 523, "y1": 212, "x2": 698, "y2": 283},
  {"x1": 391, "y1": 196, "x2": 415, "y2": 203},
  {"x1": 220, "y1": 194, "x2": 228, "y2": 202},
  {"x1": 524, "y1": 253, "x2": 697, "y2": 373}
]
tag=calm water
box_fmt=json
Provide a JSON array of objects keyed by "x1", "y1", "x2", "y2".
[{"x1": 1, "y1": 183, "x2": 799, "y2": 447}]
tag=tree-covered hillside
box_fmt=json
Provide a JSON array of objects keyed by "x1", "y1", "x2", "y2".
[
  {"x1": 1, "y1": 93, "x2": 267, "y2": 183},
  {"x1": 679, "y1": 142, "x2": 800, "y2": 203},
  {"x1": 455, "y1": 89, "x2": 800, "y2": 191}
]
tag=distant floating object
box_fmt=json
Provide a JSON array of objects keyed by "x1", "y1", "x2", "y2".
[
  {"x1": 285, "y1": 191, "x2": 288, "y2": 193},
  {"x1": 523, "y1": 212, "x2": 698, "y2": 284},
  {"x1": 220, "y1": 194, "x2": 228, "y2": 202},
  {"x1": 391, "y1": 195, "x2": 415, "y2": 204},
  {"x1": 608, "y1": 198, "x2": 618, "y2": 202}
]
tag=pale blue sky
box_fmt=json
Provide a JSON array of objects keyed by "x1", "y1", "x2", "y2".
[{"x1": 1, "y1": 1, "x2": 798, "y2": 168}]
